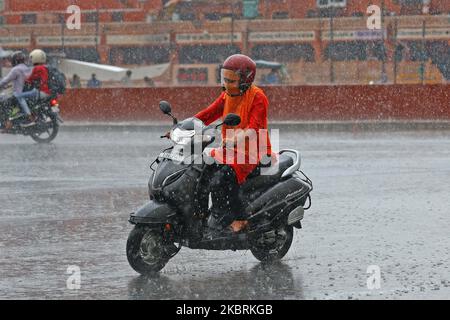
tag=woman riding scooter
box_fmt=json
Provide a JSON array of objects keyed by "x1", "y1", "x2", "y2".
[{"x1": 193, "y1": 54, "x2": 272, "y2": 237}]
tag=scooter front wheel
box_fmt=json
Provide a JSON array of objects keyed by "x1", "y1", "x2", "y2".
[
  {"x1": 250, "y1": 225, "x2": 294, "y2": 263},
  {"x1": 126, "y1": 225, "x2": 178, "y2": 275}
]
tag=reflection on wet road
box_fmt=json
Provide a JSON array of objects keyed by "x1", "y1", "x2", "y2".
[
  {"x1": 128, "y1": 262, "x2": 301, "y2": 300},
  {"x1": 1, "y1": 126, "x2": 449, "y2": 299}
]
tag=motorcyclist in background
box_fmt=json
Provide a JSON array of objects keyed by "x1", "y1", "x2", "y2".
[
  {"x1": 193, "y1": 54, "x2": 273, "y2": 237},
  {"x1": 0, "y1": 51, "x2": 31, "y2": 130},
  {"x1": 14, "y1": 49, "x2": 52, "y2": 127}
]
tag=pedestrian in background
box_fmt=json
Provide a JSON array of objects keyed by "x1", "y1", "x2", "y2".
[
  {"x1": 87, "y1": 74, "x2": 102, "y2": 88},
  {"x1": 121, "y1": 70, "x2": 133, "y2": 87},
  {"x1": 70, "y1": 74, "x2": 82, "y2": 88},
  {"x1": 144, "y1": 76, "x2": 155, "y2": 87}
]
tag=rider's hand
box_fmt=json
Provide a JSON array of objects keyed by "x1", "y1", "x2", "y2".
[
  {"x1": 221, "y1": 138, "x2": 236, "y2": 149},
  {"x1": 161, "y1": 130, "x2": 171, "y2": 139}
]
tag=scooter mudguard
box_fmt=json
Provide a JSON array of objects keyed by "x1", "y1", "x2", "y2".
[{"x1": 129, "y1": 201, "x2": 177, "y2": 225}]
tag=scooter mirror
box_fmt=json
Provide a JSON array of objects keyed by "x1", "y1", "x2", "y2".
[
  {"x1": 159, "y1": 101, "x2": 172, "y2": 115},
  {"x1": 223, "y1": 113, "x2": 241, "y2": 127}
]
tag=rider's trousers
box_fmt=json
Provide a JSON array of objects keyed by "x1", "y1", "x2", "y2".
[
  {"x1": 203, "y1": 163, "x2": 245, "y2": 230},
  {"x1": 14, "y1": 89, "x2": 50, "y2": 116}
]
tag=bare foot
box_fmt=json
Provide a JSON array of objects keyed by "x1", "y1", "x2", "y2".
[{"x1": 230, "y1": 220, "x2": 249, "y2": 233}]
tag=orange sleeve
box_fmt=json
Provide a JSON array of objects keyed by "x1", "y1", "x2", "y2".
[
  {"x1": 247, "y1": 92, "x2": 269, "y2": 131},
  {"x1": 194, "y1": 92, "x2": 226, "y2": 125}
]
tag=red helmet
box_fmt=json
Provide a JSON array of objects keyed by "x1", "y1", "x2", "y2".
[{"x1": 222, "y1": 54, "x2": 256, "y2": 93}]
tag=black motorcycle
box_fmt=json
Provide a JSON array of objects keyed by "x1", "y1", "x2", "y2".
[
  {"x1": 0, "y1": 94, "x2": 63, "y2": 143},
  {"x1": 126, "y1": 101, "x2": 313, "y2": 275}
]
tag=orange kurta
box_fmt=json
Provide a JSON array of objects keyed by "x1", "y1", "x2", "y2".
[{"x1": 195, "y1": 85, "x2": 272, "y2": 184}]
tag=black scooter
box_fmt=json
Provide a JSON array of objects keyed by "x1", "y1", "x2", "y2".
[
  {"x1": 0, "y1": 94, "x2": 63, "y2": 143},
  {"x1": 126, "y1": 101, "x2": 313, "y2": 275}
]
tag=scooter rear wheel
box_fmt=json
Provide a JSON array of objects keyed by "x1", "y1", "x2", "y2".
[
  {"x1": 30, "y1": 117, "x2": 59, "y2": 144},
  {"x1": 250, "y1": 225, "x2": 294, "y2": 263}
]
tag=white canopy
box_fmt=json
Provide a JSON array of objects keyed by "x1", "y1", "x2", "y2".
[
  {"x1": 0, "y1": 48, "x2": 13, "y2": 59},
  {"x1": 58, "y1": 59, "x2": 170, "y2": 81}
]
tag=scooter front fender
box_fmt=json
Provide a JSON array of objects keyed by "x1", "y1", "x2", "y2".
[{"x1": 129, "y1": 201, "x2": 177, "y2": 225}]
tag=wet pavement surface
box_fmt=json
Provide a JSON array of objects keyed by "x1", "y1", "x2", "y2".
[{"x1": 0, "y1": 126, "x2": 449, "y2": 300}]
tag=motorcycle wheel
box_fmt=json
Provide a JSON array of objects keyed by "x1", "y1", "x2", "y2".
[
  {"x1": 30, "y1": 116, "x2": 59, "y2": 144},
  {"x1": 126, "y1": 225, "x2": 178, "y2": 275},
  {"x1": 250, "y1": 225, "x2": 294, "y2": 263}
]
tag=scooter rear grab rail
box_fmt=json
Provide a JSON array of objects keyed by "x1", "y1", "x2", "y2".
[{"x1": 279, "y1": 149, "x2": 301, "y2": 178}]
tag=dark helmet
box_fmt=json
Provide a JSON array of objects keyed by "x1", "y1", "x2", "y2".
[
  {"x1": 221, "y1": 54, "x2": 256, "y2": 95},
  {"x1": 11, "y1": 51, "x2": 26, "y2": 66}
]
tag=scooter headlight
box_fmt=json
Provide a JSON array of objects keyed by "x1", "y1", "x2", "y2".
[{"x1": 170, "y1": 128, "x2": 195, "y2": 145}]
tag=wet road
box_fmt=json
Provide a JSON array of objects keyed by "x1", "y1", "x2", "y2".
[{"x1": 0, "y1": 126, "x2": 449, "y2": 300}]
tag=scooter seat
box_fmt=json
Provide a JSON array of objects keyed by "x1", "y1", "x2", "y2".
[{"x1": 241, "y1": 154, "x2": 294, "y2": 193}]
